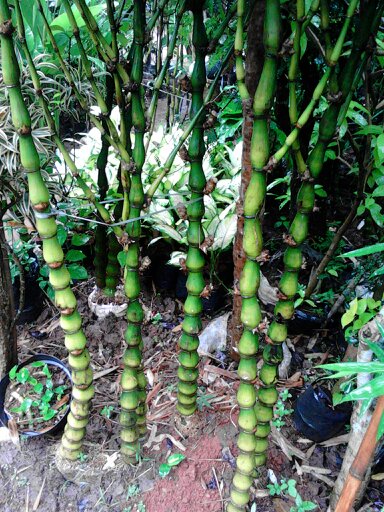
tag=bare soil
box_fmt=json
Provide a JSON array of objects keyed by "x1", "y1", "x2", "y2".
[{"x1": 0, "y1": 278, "x2": 383, "y2": 512}]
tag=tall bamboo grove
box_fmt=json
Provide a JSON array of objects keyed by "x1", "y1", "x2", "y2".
[
  {"x1": 228, "y1": 1, "x2": 281, "y2": 511},
  {"x1": 176, "y1": 1, "x2": 208, "y2": 417},
  {"x1": 0, "y1": 0, "x2": 93, "y2": 460}
]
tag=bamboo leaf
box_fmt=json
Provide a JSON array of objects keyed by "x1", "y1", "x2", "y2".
[
  {"x1": 340, "y1": 375, "x2": 384, "y2": 402},
  {"x1": 340, "y1": 243, "x2": 384, "y2": 258}
]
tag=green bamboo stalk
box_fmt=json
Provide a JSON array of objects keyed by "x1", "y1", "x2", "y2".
[
  {"x1": 207, "y1": 2, "x2": 237, "y2": 54},
  {"x1": 234, "y1": 0, "x2": 249, "y2": 101},
  {"x1": 267, "y1": 0, "x2": 360, "y2": 171},
  {"x1": 94, "y1": 72, "x2": 114, "y2": 290},
  {"x1": 0, "y1": 0, "x2": 93, "y2": 461},
  {"x1": 176, "y1": 0, "x2": 208, "y2": 417},
  {"x1": 146, "y1": 43, "x2": 234, "y2": 200},
  {"x1": 227, "y1": 1, "x2": 281, "y2": 510},
  {"x1": 146, "y1": 1, "x2": 186, "y2": 134},
  {"x1": 256, "y1": 0, "x2": 382, "y2": 475},
  {"x1": 35, "y1": 0, "x2": 129, "y2": 162},
  {"x1": 301, "y1": 0, "x2": 320, "y2": 32},
  {"x1": 288, "y1": 0, "x2": 306, "y2": 174},
  {"x1": 119, "y1": 0, "x2": 147, "y2": 463}
]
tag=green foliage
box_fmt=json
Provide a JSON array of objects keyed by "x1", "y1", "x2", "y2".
[
  {"x1": 100, "y1": 405, "x2": 114, "y2": 419},
  {"x1": 159, "y1": 453, "x2": 186, "y2": 478},
  {"x1": 272, "y1": 389, "x2": 293, "y2": 430},
  {"x1": 8, "y1": 362, "x2": 68, "y2": 427},
  {"x1": 320, "y1": 336, "x2": 384, "y2": 440},
  {"x1": 341, "y1": 297, "x2": 381, "y2": 342},
  {"x1": 268, "y1": 478, "x2": 317, "y2": 511}
]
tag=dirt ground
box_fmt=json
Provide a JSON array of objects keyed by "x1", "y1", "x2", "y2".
[{"x1": 0, "y1": 279, "x2": 383, "y2": 512}]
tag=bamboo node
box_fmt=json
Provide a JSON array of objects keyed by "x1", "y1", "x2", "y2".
[
  {"x1": 33, "y1": 202, "x2": 50, "y2": 212},
  {"x1": 264, "y1": 156, "x2": 277, "y2": 173},
  {"x1": 19, "y1": 125, "x2": 32, "y2": 136},
  {"x1": 48, "y1": 261, "x2": 64, "y2": 270},
  {"x1": 301, "y1": 169, "x2": 314, "y2": 182},
  {"x1": 326, "y1": 91, "x2": 343, "y2": 103},
  {"x1": 283, "y1": 233, "x2": 298, "y2": 247},
  {"x1": 61, "y1": 307, "x2": 76, "y2": 316},
  {"x1": 203, "y1": 177, "x2": 217, "y2": 195},
  {"x1": 0, "y1": 19, "x2": 13, "y2": 36}
]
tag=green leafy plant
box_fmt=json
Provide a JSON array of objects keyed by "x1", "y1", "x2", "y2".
[
  {"x1": 267, "y1": 478, "x2": 317, "y2": 512},
  {"x1": 8, "y1": 362, "x2": 68, "y2": 428},
  {"x1": 158, "y1": 453, "x2": 186, "y2": 478},
  {"x1": 196, "y1": 387, "x2": 215, "y2": 411},
  {"x1": 320, "y1": 332, "x2": 384, "y2": 440},
  {"x1": 272, "y1": 389, "x2": 293, "y2": 430},
  {"x1": 100, "y1": 405, "x2": 114, "y2": 419},
  {"x1": 341, "y1": 297, "x2": 381, "y2": 342}
]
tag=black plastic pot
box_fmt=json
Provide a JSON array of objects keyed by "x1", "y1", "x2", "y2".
[
  {"x1": 288, "y1": 309, "x2": 324, "y2": 335},
  {"x1": 13, "y1": 255, "x2": 44, "y2": 325},
  {"x1": 153, "y1": 263, "x2": 179, "y2": 291},
  {"x1": 0, "y1": 354, "x2": 71, "y2": 437},
  {"x1": 293, "y1": 384, "x2": 352, "y2": 442}
]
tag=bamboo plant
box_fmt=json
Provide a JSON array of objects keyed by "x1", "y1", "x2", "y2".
[
  {"x1": 176, "y1": 0, "x2": 209, "y2": 417},
  {"x1": 227, "y1": 1, "x2": 281, "y2": 510},
  {"x1": 255, "y1": 0, "x2": 382, "y2": 477},
  {"x1": 119, "y1": 0, "x2": 148, "y2": 462},
  {"x1": 0, "y1": 0, "x2": 94, "y2": 461}
]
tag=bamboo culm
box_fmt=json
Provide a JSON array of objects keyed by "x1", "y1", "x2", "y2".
[
  {"x1": 227, "y1": 2, "x2": 281, "y2": 511},
  {"x1": 119, "y1": 0, "x2": 147, "y2": 463},
  {"x1": 94, "y1": 72, "x2": 114, "y2": 290},
  {"x1": 176, "y1": 1, "x2": 208, "y2": 417},
  {"x1": 256, "y1": 0, "x2": 382, "y2": 474},
  {"x1": 0, "y1": 0, "x2": 94, "y2": 460}
]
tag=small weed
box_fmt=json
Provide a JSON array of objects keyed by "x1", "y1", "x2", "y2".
[
  {"x1": 268, "y1": 478, "x2": 317, "y2": 512},
  {"x1": 151, "y1": 312, "x2": 162, "y2": 324},
  {"x1": 197, "y1": 387, "x2": 215, "y2": 411},
  {"x1": 100, "y1": 405, "x2": 114, "y2": 419},
  {"x1": 126, "y1": 484, "x2": 140, "y2": 499},
  {"x1": 272, "y1": 389, "x2": 293, "y2": 430},
  {"x1": 137, "y1": 502, "x2": 146, "y2": 512},
  {"x1": 159, "y1": 453, "x2": 186, "y2": 477},
  {"x1": 77, "y1": 452, "x2": 87, "y2": 463}
]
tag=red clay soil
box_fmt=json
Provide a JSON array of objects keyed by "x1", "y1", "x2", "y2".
[{"x1": 144, "y1": 435, "x2": 225, "y2": 512}]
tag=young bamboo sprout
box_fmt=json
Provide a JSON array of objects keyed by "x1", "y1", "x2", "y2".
[
  {"x1": 228, "y1": 2, "x2": 281, "y2": 510},
  {"x1": 176, "y1": 0, "x2": 208, "y2": 417},
  {"x1": 0, "y1": 0, "x2": 94, "y2": 461}
]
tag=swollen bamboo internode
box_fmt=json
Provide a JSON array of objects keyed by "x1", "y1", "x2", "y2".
[
  {"x1": 228, "y1": 1, "x2": 281, "y2": 510},
  {"x1": 0, "y1": 0, "x2": 93, "y2": 460},
  {"x1": 176, "y1": 0, "x2": 208, "y2": 417},
  {"x1": 119, "y1": 0, "x2": 147, "y2": 463}
]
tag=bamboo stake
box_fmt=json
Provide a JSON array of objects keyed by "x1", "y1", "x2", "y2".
[{"x1": 334, "y1": 397, "x2": 384, "y2": 512}]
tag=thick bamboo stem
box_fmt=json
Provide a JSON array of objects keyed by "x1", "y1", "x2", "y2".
[
  {"x1": 0, "y1": 0, "x2": 94, "y2": 460},
  {"x1": 228, "y1": 1, "x2": 281, "y2": 510},
  {"x1": 119, "y1": 0, "x2": 147, "y2": 463},
  {"x1": 176, "y1": 0, "x2": 208, "y2": 417}
]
